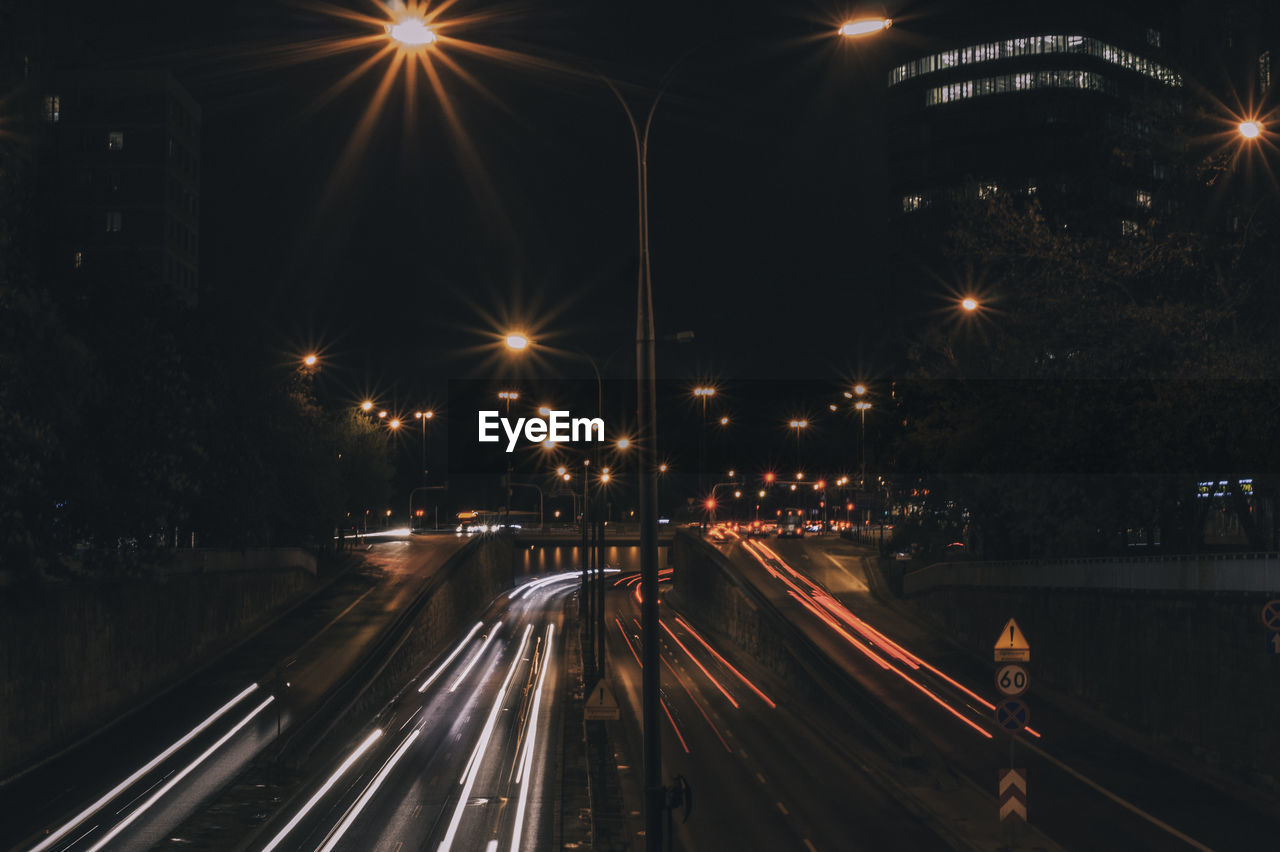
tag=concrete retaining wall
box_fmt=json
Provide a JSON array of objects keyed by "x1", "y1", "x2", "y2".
[
  {"x1": 285, "y1": 535, "x2": 516, "y2": 769},
  {"x1": 0, "y1": 566, "x2": 311, "y2": 776},
  {"x1": 905, "y1": 585, "x2": 1280, "y2": 791},
  {"x1": 169, "y1": 548, "x2": 317, "y2": 576}
]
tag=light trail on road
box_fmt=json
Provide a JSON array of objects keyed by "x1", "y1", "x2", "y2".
[{"x1": 28, "y1": 683, "x2": 262, "y2": 852}]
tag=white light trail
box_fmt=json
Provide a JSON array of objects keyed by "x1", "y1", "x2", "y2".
[
  {"x1": 260, "y1": 729, "x2": 383, "y2": 852},
  {"x1": 85, "y1": 696, "x2": 275, "y2": 852},
  {"x1": 510, "y1": 624, "x2": 555, "y2": 852},
  {"x1": 28, "y1": 683, "x2": 260, "y2": 852},
  {"x1": 419, "y1": 622, "x2": 484, "y2": 692},
  {"x1": 317, "y1": 729, "x2": 420, "y2": 852},
  {"x1": 449, "y1": 623, "x2": 502, "y2": 693},
  {"x1": 439, "y1": 625, "x2": 533, "y2": 852}
]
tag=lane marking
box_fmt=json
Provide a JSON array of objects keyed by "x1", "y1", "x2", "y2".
[
  {"x1": 803, "y1": 839, "x2": 818, "y2": 852},
  {"x1": 756, "y1": 772, "x2": 766, "y2": 784},
  {"x1": 1021, "y1": 738, "x2": 1216, "y2": 852},
  {"x1": 777, "y1": 802, "x2": 789, "y2": 816}
]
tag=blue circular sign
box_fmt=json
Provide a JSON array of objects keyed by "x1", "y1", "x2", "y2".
[{"x1": 995, "y1": 698, "x2": 1030, "y2": 732}]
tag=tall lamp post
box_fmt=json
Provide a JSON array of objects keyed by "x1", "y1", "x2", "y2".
[
  {"x1": 498, "y1": 391, "x2": 518, "y2": 527},
  {"x1": 413, "y1": 409, "x2": 434, "y2": 480}
]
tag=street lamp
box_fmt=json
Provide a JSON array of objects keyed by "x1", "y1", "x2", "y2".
[
  {"x1": 719, "y1": 415, "x2": 729, "y2": 426},
  {"x1": 839, "y1": 17, "x2": 892, "y2": 37},
  {"x1": 302, "y1": 353, "x2": 318, "y2": 367},
  {"x1": 385, "y1": 16, "x2": 437, "y2": 48},
  {"x1": 505, "y1": 332, "x2": 530, "y2": 350},
  {"x1": 361, "y1": 400, "x2": 374, "y2": 412},
  {"x1": 1239, "y1": 120, "x2": 1263, "y2": 139},
  {"x1": 855, "y1": 400, "x2": 872, "y2": 489},
  {"x1": 961, "y1": 296, "x2": 980, "y2": 312},
  {"x1": 414, "y1": 410, "x2": 434, "y2": 482},
  {"x1": 498, "y1": 391, "x2": 519, "y2": 526},
  {"x1": 693, "y1": 386, "x2": 717, "y2": 496}
]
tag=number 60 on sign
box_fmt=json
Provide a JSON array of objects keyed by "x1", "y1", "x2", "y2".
[{"x1": 996, "y1": 664, "x2": 1029, "y2": 697}]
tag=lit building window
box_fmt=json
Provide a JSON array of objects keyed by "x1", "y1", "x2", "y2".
[
  {"x1": 1261, "y1": 51, "x2": 1272, "y2": 91},
  {"x1": 107, "y1": 131, "x2": 125, "y2": 151},
  {"x1": 977, "y1": 182, "x2": 1000, "y2": 199},
  {"x1": 925, "y1": 70, "x2": 1114, "y2": 107},
  {"x1": 105, "y1": 211, "x2": 122, "y2": 232},
  {"x1": 73, "y1": 250, "x2": 83, "y2": 268},
  {"x1": 902, "y1": 194, "x2": 924, "y2": 212},
  {"x1": 1121, "y1": 219, "x2": 1138, "y2": 236},
  {"x1": 890, "y1": 35, "x2": 1182, "y2": 89},
  {"x1": 43, "y1": 95, "x2": 60, "y2": 122},
  {"x1": 1135, "y1": 189, "x2": 1152, "y2": 210}
]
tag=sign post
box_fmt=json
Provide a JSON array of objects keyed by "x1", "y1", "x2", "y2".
[
  {"x1": 584, "y1": 679, "x2": 620, "y2": 721},
  {"x1": 994, "y1": 618, "x2": 1031, "y2": 837},
  {"x1": 1263, "y1": 601, "x2": 1280, "y2": 656},
  {"x1": 999, "y1": 768, "x2": 1028, "y2": 823}
]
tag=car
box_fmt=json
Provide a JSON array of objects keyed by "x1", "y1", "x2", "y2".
[{"x1": 745, "y1": 520, "x2": 770, "y2": 539}]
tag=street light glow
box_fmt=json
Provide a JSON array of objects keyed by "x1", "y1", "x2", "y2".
[
  {"x1": 389, "y1": 419, "x2": 401, "y2": 429},
  {"x1": 378, "y1": 410, "x2": 388, "y2": 419},
  {"x1": 839, "y1": 18, "x2": 892, "y2": 37},
  {"x1": 303, "y1": 353, "x2": 318, "y2": 367},
  {"x1": 1239, "y1": 120, "x2": 1263, "y2": 139},
  {"x1": 616, "y1": 438, "x2": 631, "y2": 450},
  {"x1": 961, "y1": 297, "x2": 979, "y2": 312},
  {"x1": 361, "y1": 400, "x2": 374, "y2": 412},
  {"x1": 386, "y1": 17, "x2": 437, "y2": 47},
  {"x1": 719, "y1": 416, "x2": 729, "y2": 425},
  {"x1": 693, "y1": 386, "x2": 717, "y2": 397},
  {"x1": 505, "y1": 333, "x2": 530, "y2": 350},
  {"x1": 854, "y1": 384, "x2": 867, "y2": 396}
]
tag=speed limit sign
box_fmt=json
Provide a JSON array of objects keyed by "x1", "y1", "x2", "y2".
[{"x1": 996, "y1": 664, "x2": 1029, "y2": 697}]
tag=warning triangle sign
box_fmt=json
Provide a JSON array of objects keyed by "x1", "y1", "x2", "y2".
[
  {"x1": 585, "y1": 680, "x2": 620, "y2": 720},
  {"x1": 993, "y1": 618, "x2": 1030, "y2": 662}
]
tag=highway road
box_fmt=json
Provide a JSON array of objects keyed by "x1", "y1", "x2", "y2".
[
  {"x1": 251, "y1": 568, "x2": 582, "y2": 852},
  {"x1": 711, "y1": 530, "x2": 1278, "y2": 852},
  {"x1": 598, "y1": 547, "x2": 954, "y2": 852},
  {"x1": 3, "y1": 531, "x2": 467, "y2": 852}
]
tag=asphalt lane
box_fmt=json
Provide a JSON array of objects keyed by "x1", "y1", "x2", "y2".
[
  {"x1": 253, "y1": 570, "x2": 578, "y2": 852},
  {"x1": 3, "y1": 532, "x2": 466, "y2": 852},
  {"x1": 603, "y1": 554, "x2": 953, "y2": 852},
  {"x1": 733, "y1": 532, "x2": 1280, "y2": 852}
]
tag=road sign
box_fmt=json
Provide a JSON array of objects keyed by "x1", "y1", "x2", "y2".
[
  {"x1": 995, "y1": 664, "x2": 1029, "y2": 697},
  {"x1": 1270, "y1": 633, "x2": 1280, "y2": 655},
  {"x1": 993, "y1": 618, "x2": 1031, "y2": 663},
  {"x1": 584, "y1": 680, "x2": 620, "y2": 721},
  {"x1": 1263, "y1": 600, "x2": 1280, "y2": 632},
  {"x1": 999, "y1": 768, "x2": 1028, "y2": 822},
  {"x1": 994, "y1": 698, "x2": 1030, "y2": 732}
]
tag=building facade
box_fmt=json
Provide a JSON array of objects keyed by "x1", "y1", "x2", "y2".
[
  {"x1": 883, "y1": 0, "x2": 1184, "y2": 234},
  {"x1": 39, "y1": 69, "x2": 201, "y2": 305}
]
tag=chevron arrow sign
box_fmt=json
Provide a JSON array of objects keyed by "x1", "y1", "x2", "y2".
[{"x1": 999, "y1": 768, "x2": 1027, "y2": 822}]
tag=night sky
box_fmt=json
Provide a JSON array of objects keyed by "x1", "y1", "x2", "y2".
[{"x1": 53, "y1": 0, "x2": 904, "y2": 394}]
